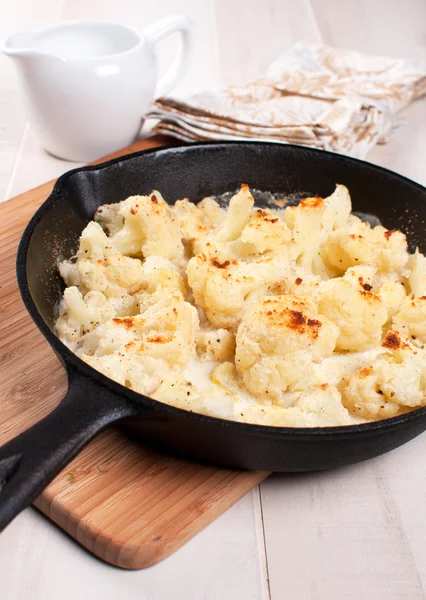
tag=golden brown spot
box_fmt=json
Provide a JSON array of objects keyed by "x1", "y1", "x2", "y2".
[
  {"x1": 359, "y1": 289, "x2": 380, "y2": 302},
  {"x1": 125, "y1": 341, "x2": 136, "y2": 350},
  {"x1": 264, "y1": 304, "x2": 322, "y2": 339},
  {"x1": 146, "y1": 335, "x2": 167, "y2": 344},
  {"x1": 130, "y1": 207, "x2": 138, "y2": 215},
  {"x1": 96, "y1": 259, "x2": 104, "y2": 265},
  {"x1": 300, "y1": 196, "x2": 323, "y2": 209},
  {"x1": 255, "y1": 209, "x2": 279, "y2": 224},
  {"x1": 211, "y1": 258, "x2": 236, "y2": 269},
  {"x1": 362, "y1": 283, "x2": 373, "y2": 292},
  {"x1": 151, "y1": 194, "x2": 159, "y2": 204},
  {"x1": 320, "y1": 383, "x2": 329, "y2": 390},
  {"x1": 289, "y1": 310, "x2": 305, "y2": 327},
  {"x1": 382, "y1": 330, "x2": 408, "y2": 350},
  {"x1": 308, "y1": 318, "x2": 321, "y2": 328},
  {"x1": 295, "y1": 277, "x2": 303, "y2": 285},
  {"x1": 349, "y1": 234, "x2": 364, "y2": 240},
  {"x1": 384, "y1": 229, "x2": 397, "y2": 240},
  {"x1": 240, "y1": 183, "x2": 250, "y2": 192},
  {"x1": 112, "y1": 317, "x2": 135, "y2": 329},
  {"x1": 359, "y1": 366, "x2": 374, "y2": 378}
]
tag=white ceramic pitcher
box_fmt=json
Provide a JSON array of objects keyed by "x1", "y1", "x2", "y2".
[{"x1": 2, "y1": 17, "x2": 193, "y2": 162}]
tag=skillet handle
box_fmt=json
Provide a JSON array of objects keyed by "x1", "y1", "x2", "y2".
[{"x1": 0, "y1": 369, "x2": 138, "y2": 533}]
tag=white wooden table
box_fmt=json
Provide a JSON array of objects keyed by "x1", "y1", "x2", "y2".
[{"x1": 1, "y1": 1, "x2": 426, "y2": 598}]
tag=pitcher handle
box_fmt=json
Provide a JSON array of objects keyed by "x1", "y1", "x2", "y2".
[{"x1": 143, "y1": 15, "x2": 193, "y2": 99}]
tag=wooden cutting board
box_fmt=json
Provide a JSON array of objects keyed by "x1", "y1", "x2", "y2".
[{"x1": 0, "y1": 136, "x2": 269, "y2": 569}]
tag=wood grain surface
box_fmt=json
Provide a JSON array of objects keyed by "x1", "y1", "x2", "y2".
[{"x1": 0, "y1": 136, "x2": 269, "y2": 569}]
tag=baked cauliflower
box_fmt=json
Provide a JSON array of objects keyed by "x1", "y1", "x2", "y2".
[
  {"x1": 326, "y1": 217, "x2": 409, "y2": 275},
  {"x1": 104, "y1": 192, "x2": 185, "y2": 265},
  {"x1": 56, "y1": 183, "x2": 426, "y2": 428},
  {"x1": 342, "y1": 331, "x2": 426, "y2": 419},
  {"x1": 317, "y1": 274, "x2": 388, "y2": 351},
  {"x1": 186, "y1": 247, "x2": 288, "y2": 328},
  {"x1": 284, "y1": 184, "x2": 351, "y2": 277},
  {"x1": 235, "y1": 295, "x2": 338, "y2": 399}
]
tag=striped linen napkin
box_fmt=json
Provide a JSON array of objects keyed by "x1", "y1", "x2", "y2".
[{"x1": 148, "y1": 44, "x2": 426, "y2": 158}]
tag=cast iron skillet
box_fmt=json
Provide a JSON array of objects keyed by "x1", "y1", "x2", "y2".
[{"x1": 0, "y1": 141, "x2": 426, "y2": 533}]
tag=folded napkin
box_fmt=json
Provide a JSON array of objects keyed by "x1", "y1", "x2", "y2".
[{"x1": 149, "y1": 44, "x2": 426, "y2": 158}]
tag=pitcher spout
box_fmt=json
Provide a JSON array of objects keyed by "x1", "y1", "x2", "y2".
[{"x1": 2, "y1": 32, "x2": 38, "y2": 58}]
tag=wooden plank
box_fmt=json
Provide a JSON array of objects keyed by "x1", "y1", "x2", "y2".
[
  {"x1": 214, "y1": 0, "x2": 321, "y2": 86},
  {"x1": 310, "y1": 0, "x2": 426, "y2": 186},
  {"x1": 0, "y1": 136, "x2": 269, "y2": 570},
  {"x1": 261, "y1": 2, "x2": 426, "y2": 598},
  {"x1": 0, "y1": 0, "x2": 62, "y2": 201}
]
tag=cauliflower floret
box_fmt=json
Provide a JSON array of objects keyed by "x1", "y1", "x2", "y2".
[
  {"x1": 378, "y1": 279, "x2": 406, "y2": 321},
  {"x1": 235, "y1": 295, "x2": 338, "y2": 399},
  {"x1": 81, "y1": 291, "x2": 199, "y2": 367},
  {"x1": 342, "y1": 265, "x2": 376, "y2": 289},
  {"x1": 197, "y1": 197, "x2": 226, "y2": 227},
  {"x1": 196, "y1": 328, "x2": 236, "y2": 362},
  {"x1": 317, "y1": 277, "x2": 388, "y2": 351},
  {"x1": 326, "y1": 218, "x2": 409, "y2": 275},
  {"x1": 331, "y1": 265, "x2": 405, "y2": 323},
  {"x1": 81, "y1": 353, "x2": 129, "y2": 386},
  {"x1": 187, "y1": 247, "x2": 288, "y2": 328},
  {"x1": 139, "y1": 293, "x2": 199, "y2": 366},
  {"x1": 408, "y1": 250, "x2": 426, "y2": 297},
  {"x1": 283, "y1": 184, "x2": 351, "y2": 277},
  {"x1": 76, "y1": 254, "x2": 146, "y2": 297},
  {"x1": 171, "y1": 197, "x2": 225, "y2": 247},
  {"x1": 81, "y1": 351, "x2": 169, "y2": 396},
  {"x1": 78, "y1": 291, "x2": 199, "y2": 396},
  {"x1": 59, "y1": 221, "x2": 147, "y2": 297},
  {"x1": 58, "y1": 221, "x2": 119, "y2": 288},
  {"x1": 76, "y1": 221, "x2": 119, "y2": 261},
  {"x1": 94, "y1": 202, "x2": 124, "y2": 236},
  {"x1": 193, "y1": 185, "x2": 290, "y2": 258},
  {"x1": 290, "y1": 384, "x2": 355, "y2": 426},
  {"x1": 135, "y1": 256, "x2": 187, "y2": 312},
  {"x1": 55, "y1": 287, "x2": 139, "y2": 347},
  {"x1": 393, "y1": 296, "x2": 426, "y2": 347},
  {"x1": 153, "y1": 371, "x2": 236, "y2": 419},
  {"x1": 342, "y1": 364, "x2": 400, "y2": 420},
  {"x1": 215, "y1": 184, "x2": 254, "y2": 242},
  {"x1": 110, "y1": 192, "x2": 184, "y2": 264},
  {"x1": 342, "y1": 331, "x2": 426, "y2": 419},
  {"x1": 239, "y1": 208, "x2": 291, "y2": 254}
]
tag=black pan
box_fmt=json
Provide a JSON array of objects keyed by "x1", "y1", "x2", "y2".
[{"x1": 1, "y1": 142, "x2": 425, "y2": 533}]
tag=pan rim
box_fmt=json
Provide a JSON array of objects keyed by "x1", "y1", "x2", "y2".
[{"x1": 16, "y1": 140, "x2": 426, "y2": 438}]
